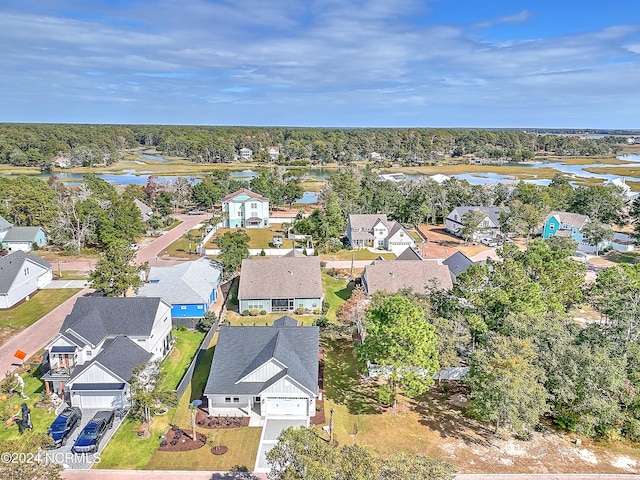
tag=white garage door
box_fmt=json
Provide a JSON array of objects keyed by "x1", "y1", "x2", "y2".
[
  {"x1": 266, "y1": 397, "x2": 307, "y2": 416},
  {"x1": 74, "y1": 393, "x2": 120, "y2": 409}
]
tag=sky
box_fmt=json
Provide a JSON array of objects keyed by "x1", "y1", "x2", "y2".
[{"x1": 0, "y1": 0, "x2": 639, "y2": 128}]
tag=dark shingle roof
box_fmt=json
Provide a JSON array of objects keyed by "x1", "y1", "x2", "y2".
[
  {"x1": 70, "y1": 336, "x2": 152, "y2": 384},
  {"x1": 60, "y1": 297, "x2": 165, "y2": 347},
  {"x1": 0, "y1": 215, "x2": 12, "y2": 230},
  {"x1": 396, "y1": 247, "x2": 423, "y2": 261},
  {"x1": 443, "y1": 251, "x2": 474, "y2": 277},
  {"x1": 204, "y1": 324, "x2": 319, "y2": 397},
  {"x1": 0, "y1": 251, "x2": 51, "y2": 294},
  {"x1": 272, "y1": 316, "x2": 299, "y2": 327}
]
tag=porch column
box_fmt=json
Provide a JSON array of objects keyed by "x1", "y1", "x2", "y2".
[{"x1": 45, "y1": 381, "x2": 50, "y2": 396}]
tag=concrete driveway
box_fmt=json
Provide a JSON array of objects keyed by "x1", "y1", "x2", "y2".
[{"x1": 43, "y1": 280, "x2": 89, "y2": 289}]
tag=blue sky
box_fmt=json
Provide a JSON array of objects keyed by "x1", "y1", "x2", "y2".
[{"x1": 1, "y1": 0, "x2": 639, "y2": 128}]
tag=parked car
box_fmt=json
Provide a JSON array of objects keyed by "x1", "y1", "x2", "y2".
[
  {"x1": 480, "y1": 238, "x2": 498, "y2": 247},
  {"x1": 187, "y1": 209, "x2": 206, "y2": 215},
  {"x1": 130, "y1": 243, "x2": 140, "y2": 251},
  {"x1": 47, "y1": 407, "x2": 82, "y2": 448},
  {"x1": 71, "y1": 410, "x2": 114, "y2": 453}
]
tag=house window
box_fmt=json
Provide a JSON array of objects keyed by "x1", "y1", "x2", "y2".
[
  {"x1": 250, "y1": 202, "x2": 257, "y2": 209},
  {"x1": 250, "y1": 211, "x2": 258, "y2": 218},
  {"x1": 181, "y1": 306, "x2": 187, "y2": 310},
  {"x1": 482, "y1": 220, "x2": 490, "y2": 228},
  {"x1": 248, "y1": 301, "x2": 264, "y2": 310},
  {"x1": 86, "y1": 351, "x2": 92, "y2": 356},
  {"x1": 197, "y1": 305, "x2": 203, "y2": 310},
  {"x1": 24, "y1": 267, "x2": 30, "y2": 276},
  {"x1": 233, "y1": 397, "x2": 239, "y2": 403},
  {"x1": 238, "y1": 210, "x2": 243, "y2": 217},
  {"x1": 549, "y1": 224, "x2": 555, "y2": 230},
  {"x1": 312, "y1": 302, "x2": 317, "y2": 308},
  {"x1": 255, "y1": 396, "x2": 261, "y2": 403},
  {"x1": 225, "y1": 397, "x2": 231, "y2": 403}
]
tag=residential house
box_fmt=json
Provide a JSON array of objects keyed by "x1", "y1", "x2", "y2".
[
  {"x1": 0, "y1": 215, "x2": 12, "y2": 243},
  {"x1": 603, "y1": 177, "x2": 639, "y2": 203},
  {"x1": 42, "y1": 297, "x2": 172, "y2": 408},
  {"x1": 395, "y1": 247, "x2": 424, "y2": 261},
  {"x1": 378, "y1": 173, "x2": 408, "y2": 183},
  {"x1": 221, "y1": 188, "x2": 270, "y2": 228},
  {"x1": 203, "y1": 316, "x2": 319, "y2": 419},
  {"x1": 134, "y1": 199, "x2": 154, "y2": 223},
  {"x1": 361, "y1": 258, "x2": 453, "y2": 296},
  {"x1": 266, "y1": 146, "x2": 280, "y2": 161},
  {"x1": 611, "y1": 232, "x2": 638, "y2": 252},
  {"x1": 136, "y1": 257, "x2": 222, "y2": 327},
  {"x1": 370, "y1": 152, "x2": 383, "y2": 161},
  {"x1": 442, "y1": 251, "x2": 474, "y2": 280},
  {"x1": 239, "y1": 148, "x2": 253, "y2": 160},
  {"x1": 445, "y1": 206, "x2": 508, "y2": 241},
  {"x1": 238, "y1": 252, "x2": 323, "y2": 314},
  {"x1": 542, "y1": 211, "x2": 590, "y2": 242},
  {"x1": 346, "y1": 214, "x2": 415, "y2": 255},
  {"x1": 2, "y1": 226, "x2": 48, "y2": 252},
  {"x1": 0, "y1": 251, "x2": 52, "y2": 309},
  {"x1": 428, "y1": 174, "x2": 450, "y2": 184}
]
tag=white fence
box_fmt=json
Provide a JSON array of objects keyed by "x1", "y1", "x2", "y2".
[{"x1": 202, "y1": 247, "x2": 315, "y2": 256}]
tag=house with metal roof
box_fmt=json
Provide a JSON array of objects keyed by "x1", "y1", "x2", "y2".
[
  {"x1": 42, "y1": 297, "x2": 172, "y2": 408},
  {"x1": 136, "y1": 257, "x2": 222, "y2": 327},
  {"x1": 203, "y1": 317, "x2": 319, "y2": 420},
  {"x1": 2, "y1": 226, "x2": 48, "y2": 252},
  {"x1": 238, "y1": 254, "x2": 323, "y2": 314},
  {"x1": 346, "y1": 214, "x2": 415, "y2": 255},
  {"x1": 221, "y1": 188, "x2": 270, "y2": 228},
  {"x1": 0, "y1": 251, "x2": 52, "y2": 309}
]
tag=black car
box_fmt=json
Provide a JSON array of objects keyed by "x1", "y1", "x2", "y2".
[
  {"x1": 71, "y1": 410, "x2": 114, "y2": 453},
  {"x1": 47, "y1": 407, "x2": 82, "y2": 448}
]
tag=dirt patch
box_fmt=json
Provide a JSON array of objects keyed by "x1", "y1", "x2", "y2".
[
  {"x1": 612, "y1": 455, "x2": 637, "y2": 471},
  {"x1": 158, "y1": 426, "x2": 206, "y2": 452},
  {"x1": 416, "y1": 225, "x2": 493, "y2": 259}
]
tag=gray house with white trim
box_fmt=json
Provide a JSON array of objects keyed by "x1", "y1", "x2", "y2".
[
  {"x1": 204, "y1": 317, "x2": 319, "y2": 420},
  {"x1": 0, "y1": 251, "x2": 52, "y2": 309}
]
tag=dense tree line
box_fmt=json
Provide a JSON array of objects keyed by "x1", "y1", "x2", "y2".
[{"x1": 0, "y1": 124, "x2": 625, "y2": 168}]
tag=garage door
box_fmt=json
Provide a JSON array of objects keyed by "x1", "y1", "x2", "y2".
[
  {"x1": 265, "y1": 397, "x2": 307, "y2": 416},
  {"x1": 74, "y1": 393, "x2": 120, "y2": 409}
]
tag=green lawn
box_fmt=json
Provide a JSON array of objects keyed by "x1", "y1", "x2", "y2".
[
  {"x1": 208, "y1": 224, "x2": 289, "y2": 249},
  {"x1": 165, "y1": 228, "x2": 204, "y2": 258},
  {"x1": 158, "y1": 329, "x2": 206, "y2": 391},
  {"x1": 55, "y1": 270, "x2": 88, "y2": 280},
  {"x1": 322, "y1": 271, "x2": 354, "y2": 321},
  {"x1": 605, "y1": 251, "x2": 640, "y2": 264},
  {"x1": 408, "y1": 230, "x2": 423, "y2": 242},
  {"x1": 0, "y1": 289, "x2": 81, "y2": 345},
  {"x1": 320, "y1": 250, "x2": 396, "y2": 261},
  {"x1": 0, "y1": 371, "x2": 57, "y2": 444},
  {"x1": 224, "y1": 312, "x2": 315, "y2": 327}
]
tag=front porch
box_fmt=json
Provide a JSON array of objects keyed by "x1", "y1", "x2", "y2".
[{"x1": 202, "y1": 404, "x2": 264, "y2": 427}]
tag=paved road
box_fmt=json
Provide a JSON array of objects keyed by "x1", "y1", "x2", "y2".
[{"x1": 0, "y1": 288, "x2": 90, "y2": 377}]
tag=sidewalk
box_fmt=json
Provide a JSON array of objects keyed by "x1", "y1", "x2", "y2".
[
  {"x1": 0, "y1": 288, "x2": 90, "y2": 378},
  {"x1": 61, "y1": 471, "x2": 267, "y2": 480}
]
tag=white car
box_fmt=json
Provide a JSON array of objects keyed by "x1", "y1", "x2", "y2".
[
  {"x1": 480, "y1": 238, "x2": 498, "y2": 247},
  {"x1": 130, "y1": 243, "x2": 140, "y2": 251}
]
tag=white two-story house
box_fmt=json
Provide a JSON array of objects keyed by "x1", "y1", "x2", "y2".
[
  {"x1": 346, "y1": 214, "x2": 415, "y2": 255},
  {"x1": 445, "y1": 206, "x2": 509, "y2": 241},
  {"x1": 221, "y1": 188, "x2": 270, "y2": 228},
  {"x1": 42, "y1": 297, "x2": 172, "y2": 409},
  {"x1": 0, "y1": 251, "x2": 52, "y2": 309}
]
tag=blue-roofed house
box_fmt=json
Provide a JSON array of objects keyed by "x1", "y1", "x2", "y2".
[
  {"x1": 136, "y1": 257, "x2": 222, "y2": 327},
  {"x1": 42, "y1": 297, "x2": 172, "y2": 408}
]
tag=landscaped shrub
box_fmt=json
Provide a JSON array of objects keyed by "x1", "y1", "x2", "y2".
[
  {"x1": 294, "y1": 307, "x2": 306, "y2": 315},
  {"x1": 242, "y1": 310, "x2": 251, "y2": 316},
  {"x1": 260, "y1": 249, "x2": 266, "y2": 256},
  {"x1": 313, "y1": 316, "x2": 329, "y2": 328},
  {"x1": 249, "y1": 308, "x2": 260, "y2": 316},
  {"x1": 260, "y1": 310, "x2": 267, "y2": 315},
  {"x1": 377, "y1": 384, "x2": 395, "y2": 407},
  {"x1": 196, "y1": 311, "x2": 217, "y2": 332},
  {"x1": 322, "y1": 301, "x2": 330, "y2": 314}
]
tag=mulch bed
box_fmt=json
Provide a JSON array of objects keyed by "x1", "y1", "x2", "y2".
[
  {"x1": 210, "y1": 446, "x2": 228, "y2": 455},
  {"x1": 158, "y1": 426, "x2": 206, "y2": 452},
  {"x1": 196, "y1": 408, "x2": 250, "y2": 429}
]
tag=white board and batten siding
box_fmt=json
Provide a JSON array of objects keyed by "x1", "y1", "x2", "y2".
[
  {"x1": 241, "y1": 359, "x2": 285, "y2": 383},
  {"x1": 139, "y1": 302, "x2": 172, "y2": 359},
  {"x1": 69, "y1": 363, "x2": 121, "y2": 385}
]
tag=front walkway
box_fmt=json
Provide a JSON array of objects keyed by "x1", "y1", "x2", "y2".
[{"x1": 254, "y1": 417, "x2": 308, "y2": 473}]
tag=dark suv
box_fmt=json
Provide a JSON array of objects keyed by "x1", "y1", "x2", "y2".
[
  {"x1": 47, "y1": 407, "x2": 82, "y2": 448},
  {"x1": 71, "y1": 410, "x2": 114, "y2": 453}
]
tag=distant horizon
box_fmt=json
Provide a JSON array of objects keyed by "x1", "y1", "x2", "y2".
[
  {"x1": 1, "y1": 122, "x2": 639, "y2": 133},
  {"x1": 1, "y1": 1, "x2": 639, "y2": 127}
]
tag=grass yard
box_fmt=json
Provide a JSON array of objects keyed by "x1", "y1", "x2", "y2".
[
  {"x1": 322, "y1": 271, "x2": 354, "y2": 321},
  {"x1": 158, "y1": 329, "x2": 206, "y2": 391},
  {"x1": 0, "y1": 370, "x2": 57, "y2": 443},
  {"x1": 0, "y1": 289, "x2": 81, "y2": 346},
  {"x1": 97, "y1": 412, "x2": 175, "y2": 469},
  {"x1": 408, "y1": 229, "x2": 424, "y2": 242},
  {"x1": 320, "y1": 250, "x2": 396, "y2": 261},
  {"x1": 208, "y1": 224, "x2": 289, "y2": 249},
  {"x1": 164, "y1": 227, "x2": 204, "y2": 258},
  {"x1": 224, "y1": 312, "x2": 314, "y2": 326},
  {"x1": 604, "y1": 251, "x2": 640, "y2": 264}
]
